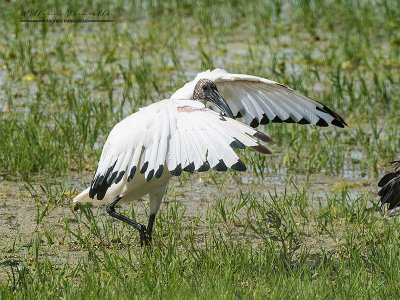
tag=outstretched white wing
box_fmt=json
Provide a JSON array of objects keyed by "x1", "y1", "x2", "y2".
[
  {"x1": 171, "y1": 69, "x2": 346, "y2": 128},
  {"x1": 88, "y1": 99, "x2": 272, "y2": 200}
]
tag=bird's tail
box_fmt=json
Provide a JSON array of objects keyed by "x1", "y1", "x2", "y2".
[
  {"x1": 378, "y1": 161, "x2": 400, "y2": 218},
  {"x1": 73, "y1": 187, "x2": 93, "y2": 204}
]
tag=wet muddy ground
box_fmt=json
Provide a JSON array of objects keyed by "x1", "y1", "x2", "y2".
[{"x1": 0, "y1": 165, "x2": 378, "y2": 281}]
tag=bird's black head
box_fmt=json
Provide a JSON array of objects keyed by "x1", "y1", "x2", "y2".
[{"x1": 193, "y1": 79, "x2": 234, "y2": 118}]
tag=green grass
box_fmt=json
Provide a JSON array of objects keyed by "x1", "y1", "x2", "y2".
[
  {"x1": 0, "y1": 0, "x2": 400, "y2": 298},
  {"x1": 2, "y1": 184, "x2": 400, "y2": 298}
]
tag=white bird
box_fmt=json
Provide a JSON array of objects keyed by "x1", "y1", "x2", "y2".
[{"x1": 73, "y1": 69, "x2": 347, "y2": 245}]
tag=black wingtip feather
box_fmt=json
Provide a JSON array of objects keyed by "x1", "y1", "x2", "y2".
[
  {"x1": 251, "y1": 144, "x2": 272, "y2": 155},
  {"x1": 170, "y1": 164, "x2": 182, "y2": 176},
  {"x1": 285, "y1": 117, "x2": 296, "y2": 123},
  {"x1": 115, "y1": 171, "x2": 125, "y2": 184},
  {"x1": 140, "y1": 161, "x2": 148, "y2": 174},
  {"x1": 230, "y1": 139, "x2": 246, "y2": 149},
  {"x1": 213, "y1": 160, "x2": 227, "y2": 171},
  {"x1": 90, "y1": 161, "x2": 117, "y2": 198},
  {"x1": 107, "y1": 171, "x2": 118, "y2": 185},
  {"x1": 198, "y1": 161, "x2": 210, "y2": 172},
  {"x1": 96, "y1": 188, "x2": 107, "y2": 200},
  {"x1": 127, "y1": 166, "x2": 136, "y2": 182},
  {"x1": 316, "y1": 104, "x2": 348, "y2": 127},
  {"x1": 260, "y1": 114, "x2": 270, "y2": 125},
  {"x1": 183, "y1": 162, "x2": 195, "y2": 173},
  {"x1": 254, "y1": 131, "x2": 274, "y2": 144},
  {"x1": 250, "y1": 119, "x2": 259, "y2": 128},
  {"x1": 89, "y1": 174, "x2": 104, "y2": 198},
  {"x1": 231, "y1": 160, "x2": 246, "y2": 172},
  {"x1": 331, "y1": 119, "x2": 345, "y2": 128},
  {"x1": 272, "y1": 116, "x2": 283, "y2": 123},
  {"x1": 298, "y1": 118, "x2": 310, "y2": 125},
  {"x1": 95, "y1": 179, "x2": 112, "y2": 200},
  {"x1": 95, "y1": 174, "x2": 104, "y2": 186},
  {"x1": 146, "y1": 170, "x2": 154, "y2": 182},
  {"x1": 155, "y1": 165, "x2": 164, "y2": 178},
  {"x1": 316, "y1": 118, "x2": 329, "y2": 127}
]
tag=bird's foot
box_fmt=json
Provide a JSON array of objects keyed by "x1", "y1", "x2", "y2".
[
  {"x1": 106, "y1": 197, "x2": 153, "y2": 247},
  {"x1": 139, "y1": 226, "x2": 152, "y2": 247}
]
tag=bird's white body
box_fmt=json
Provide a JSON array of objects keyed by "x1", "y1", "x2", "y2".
[
  {"x1": 74, "y1": 68, "x2": 346, "y2": 230},
  {"x1": 74, "y1": 98, "x2": 270, "y2": 214}
]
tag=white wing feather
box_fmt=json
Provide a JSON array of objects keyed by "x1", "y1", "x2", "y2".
[
  {"x1": 88, "y1": 99, "x2": 272, "y2": 200},
  {"x1": 171, "y1": 68, "x2": 346, "y2": 128}
]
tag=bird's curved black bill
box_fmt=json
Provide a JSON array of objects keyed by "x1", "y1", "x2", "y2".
[{"x1": 206, "y1": 87, "x2": 234, "y2": 118}]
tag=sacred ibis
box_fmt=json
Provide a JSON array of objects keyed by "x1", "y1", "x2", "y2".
[
  {"x1": 73, "y1": 69, "x2": 347, "y2": 245},
  {"x1": 378, "y1": 160, "x2": 400, "y2": 217}
]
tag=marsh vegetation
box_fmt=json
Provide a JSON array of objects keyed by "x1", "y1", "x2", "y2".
[{"x1": 0, "y1": 1, "x2": 399, "y2": 298}]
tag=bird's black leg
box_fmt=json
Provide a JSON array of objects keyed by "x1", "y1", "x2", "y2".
[
  {"x1": 146, "y1": 214, "x2": 156, "y2": 243},
  {"x1": 106, "y1": 196, "x2": 151, "y2": 246}
]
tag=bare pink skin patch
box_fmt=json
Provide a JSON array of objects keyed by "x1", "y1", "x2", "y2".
[{"x1": 177, "y1": 106, "x2": 196, "y2": 112}]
